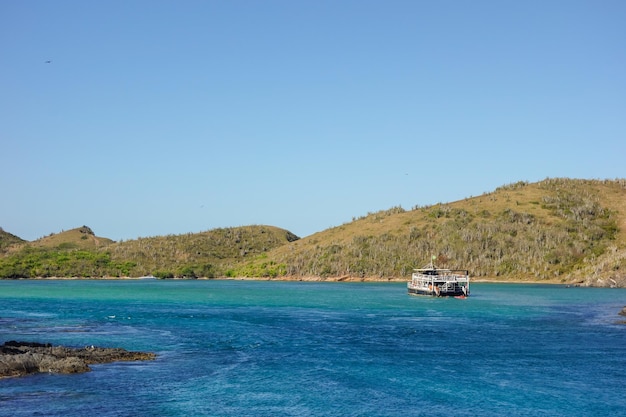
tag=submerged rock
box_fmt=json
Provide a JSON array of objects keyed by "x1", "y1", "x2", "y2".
[{"x1": 0, "y1": 341, "x2": 156, "y2": 378}]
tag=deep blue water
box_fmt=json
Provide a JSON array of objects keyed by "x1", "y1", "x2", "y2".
[{"x1": 1, "y1": 280, "x2": 625, "y2": 416}]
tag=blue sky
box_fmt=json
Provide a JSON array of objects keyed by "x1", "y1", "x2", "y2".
[{"x1": 1, "y1": 1, "x2": 625, "y2": 241}]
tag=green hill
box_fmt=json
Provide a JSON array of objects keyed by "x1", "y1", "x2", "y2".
[
  {"x1": 106, "y1": 225, "x2": 299, "y2": 278},
  {"x1": 1, "y1": 178, "x2": 625, "y2": 286},
  {"x1": 0, "y1": 225, "x2": 299, "y2": 279},
  {"x1": 0, "y1": 226, "x2": 117, "y2": 278}
]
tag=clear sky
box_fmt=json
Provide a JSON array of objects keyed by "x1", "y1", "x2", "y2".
[{"x1": 1, "y1": 1, "x2": 625, "y2": 242}]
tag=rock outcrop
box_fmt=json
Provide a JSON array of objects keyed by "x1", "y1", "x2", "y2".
[{"x1": 0, "y1": 341, "x2": 156, "y2": 378}]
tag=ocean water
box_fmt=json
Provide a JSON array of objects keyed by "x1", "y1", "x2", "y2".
[{"x1": 0, "y1": 280, "x2": 625, "y2": 417}]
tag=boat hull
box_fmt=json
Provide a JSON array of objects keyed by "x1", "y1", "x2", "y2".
[{"x1": 407, "y1": 287, "x2": 467, "y2": 297}]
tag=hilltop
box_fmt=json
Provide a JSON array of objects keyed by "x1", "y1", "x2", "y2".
[
  {"x1": 0, "y1": 228, "x2": 25, "y2": 254},
  {"x1": 31, "y1": 226, "x2": 114, "y2": 250},
  {"x1": 1, "y1": 178, "x2": 625, "y2": 286}
]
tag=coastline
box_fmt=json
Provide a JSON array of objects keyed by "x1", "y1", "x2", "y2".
[{"x1": 8, "y1": 275, "x2": 572, "y2": 286}]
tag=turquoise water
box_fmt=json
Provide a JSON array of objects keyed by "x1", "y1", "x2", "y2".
[{"x1": 1, "y1": 280, "x2": 625, "y2": 416}]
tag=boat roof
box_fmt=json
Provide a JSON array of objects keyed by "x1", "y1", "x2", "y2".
[
  {"x1": 413, "y1": 267, "x2": 468, "y2": 273},
  {"x1": 413, "y1": 260, "x2": 468, "y2": 274},
  {"x1": 414, "y1": 267, "x2": 452, "y2": 272}
]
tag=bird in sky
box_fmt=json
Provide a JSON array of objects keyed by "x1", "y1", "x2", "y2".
[{"x1": 45, "y1": 60, "x2": 52, "y2": 63}]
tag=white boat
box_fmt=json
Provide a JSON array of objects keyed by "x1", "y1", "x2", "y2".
[{"x1": 407, "y1": 258, "x2": 469, "y2": 297}]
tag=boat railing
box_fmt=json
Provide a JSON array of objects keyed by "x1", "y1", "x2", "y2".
[{"x1": 412, "y1": 273, "x2": 468, "y2": 282}]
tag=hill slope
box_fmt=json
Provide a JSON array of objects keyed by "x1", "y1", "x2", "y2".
[
  {"x1": 232, "y1": 178, "x2": 626, "y2": 286},
  {"x1": 106, "y1": 225, "x2": 299, "y2": 277},
  {"x1": 0, "y1": 228, "x2": 26, "y2": 254}
]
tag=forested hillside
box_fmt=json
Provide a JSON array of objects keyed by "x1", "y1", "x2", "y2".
[{"x1": 1, "y1": 178, "x2": 625, "y2": 287}]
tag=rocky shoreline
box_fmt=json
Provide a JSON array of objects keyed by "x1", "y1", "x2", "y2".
[{"x1": 0, "y1": 341, "x2": 156, "y2": 378}]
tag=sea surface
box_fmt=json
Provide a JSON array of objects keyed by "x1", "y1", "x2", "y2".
[{"x1": 0, "y1": 280, "x2": 625, "y2": 416}]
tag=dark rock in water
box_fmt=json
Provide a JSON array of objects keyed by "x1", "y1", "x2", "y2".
[
  {"x1": 0, "y1": 341, "x2": 156, "y2": 378},
  {"x1": 616, "y1": 307, "x2": 626, "y2": 325}
]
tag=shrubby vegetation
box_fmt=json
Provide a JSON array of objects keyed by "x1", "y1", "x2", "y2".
[
  {"x1": 226, "y1": 254, "x2": 287, "y2": 278},
  {"x1": 0, "y1": 247, "x2": 136, "y2": 278}
]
